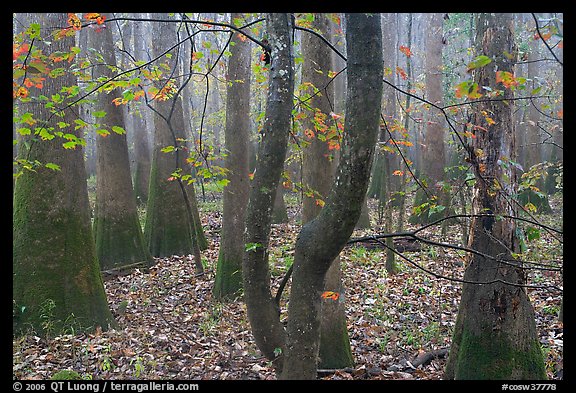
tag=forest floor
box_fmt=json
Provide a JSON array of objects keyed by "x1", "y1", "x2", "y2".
[{"x1": 13, "y1": 190, "x2": 563, "y2": 381}]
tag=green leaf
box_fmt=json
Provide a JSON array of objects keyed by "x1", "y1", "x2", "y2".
[
  {"x1": 428, "y1": 205, "x2": 446, "y2": 217},
  {"x1": 245, "y1": 243, "x2": 263, "y2": 252},
  {"x1": 526, "y1": 227, "x2": 541, "y2": 242},
  {"x1": 45, "y1": 163, "x2": 61, "y2": 171},
  {"x1": 26, "y1": 23, "x2": 41, "y2": 39},
  {"x1": 96, "y1": 129, "x2": 110, "y2": 137},
  {"x1": 93, "y1": 110, "x2": 107, "y2": 118},
  {"x1": 466, "y1": 55, "x2": 492, "y2": 71},
  {"x1": 160, "y1": 145, "x2": 175, "y2": 153},
  {"x1": 17, "y1": 128, "x2": 31, "y2": 136},
  {"x1": 111, "y1": 125, "x2": 126, "y2": 135},
  {"x1": 216, "y1": 179, "x2": 230, "y2": 188},
  {"x1": 74, "y1": 119, "x2": 88, "y2": 129}
]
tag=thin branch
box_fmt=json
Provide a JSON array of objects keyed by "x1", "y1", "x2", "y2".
[{"x1": 531, "y1": 13, "x2": 563, "y2": 67}]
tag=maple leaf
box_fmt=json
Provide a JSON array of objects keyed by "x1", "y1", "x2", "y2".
[
  {"x1": 399, "y1": 45, "x2": 412, "y2": 57},
  {"x1": 67, "y1": 13, "x2": 82, "y2": 31},
  {"x1": 396, "y1": 66, "x2": 408, "y2": 80},
  {"x1": 321, "y1": 291, "x2": 339, "y2": 301},
  {"x1": 85, "y1": 13, "x2": 106, "y2": 25},
  {"x1": 496, "y1": 71, "x2": 518, "y2": 88}
]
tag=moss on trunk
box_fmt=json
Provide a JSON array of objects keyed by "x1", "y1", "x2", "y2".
[
  {"x1": 13, "y1": 170, "x2": 115, "y2": 336},
  {"x1": 93, "y1": 214, "x2": 153, "y2": 271},
  {"x1": 213, "y1": 253, "x2": 243, "y2": 301},
  {"x1": 454, "y1": 328, "x2": 546, "y2": 380}
]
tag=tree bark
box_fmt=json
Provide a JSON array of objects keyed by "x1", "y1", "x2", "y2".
[
  {"x1": 213, "y1": 13, "x2": 252, "y2": 300},
  {"x1": 132, "y1": 12, "x2": 152, "y2": 206},
  {"x1": 281, "y1": 13, "x2": 383, "y2": 379},
  {"x1": 300, "y1": 13, "x2": 354, "y2": 370},
  {"x1": 242, "y1": 13, "x2": 294, "y2": 374},
  {"x1": 13, "y1": 13, "x2": 115, "y2": 335},
  {"x1": 144, "y1": 15, "x2": 207, "y2": 265},
  {"x1": 444, "y1": 13, "x2": 546, "y2": 380},
  {"x1": 89, "y1": 13, "x2": 153, "y2": 272}
]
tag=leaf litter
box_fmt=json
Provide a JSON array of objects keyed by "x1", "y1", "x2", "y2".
[{"x1": 13, "y1": 194, "x2": 562, "y2": 380}]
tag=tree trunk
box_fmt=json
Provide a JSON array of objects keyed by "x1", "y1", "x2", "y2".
[
  {"x1": 88, "y1": 13, "x2": 153, "y2": 272},
  {"x1": 242, "y1": 13, "x2": 294, "y2": 374},
  {"x1": 300, "y1": 13, "x2": 353, "y2": 370},
  {"x1": 444, "y1": 13, "x2": 546, "y2": 380},
  {"x1": 281, "y1": 13, "x2": 383, "y2": 379},
  {"x1": 13, "y1": 13, "x2": 115, "y2": 335},
  {"x1": 213, "y1": 13, "x2": 252, "y2": 300},
  {"x1": 132, "y1": 13, "x2": 152, "y2": 206},
  {"x1": 144, "y1": 16, "x2": 207, "y2": 265},
  {"x1": 410, "y1": 12, "x2": 447, "y2": 225}
]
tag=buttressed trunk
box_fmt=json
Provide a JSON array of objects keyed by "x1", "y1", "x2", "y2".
[
  {"x1": 281, "y1": 13, "x2": 383, "y2": 380},
  {"x1": 444, "y1": 13, "x2": 546, "y2": 380}
]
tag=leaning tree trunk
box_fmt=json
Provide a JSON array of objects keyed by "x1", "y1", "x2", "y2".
[
  {"x1": 213, "y1": 13, "x2": 252, "y2": 300},
  {"x1": 13, "y1": 13, "x2": 115, "y2": 335},
  {"x1": 444, "y1": 13, "x2": 546, "y2": 380},
  {"x1": 88, "y1": 13, "x2": 153, "y2": 272},
  {"x1": 300, "y1": 12, "x2": 353, "y2": 370},
  {"x1": 242, "y1": 13, "x2": 294, "y2": 375},
  {"x1": 281, "y1": 13, "x2": 383, "y2": 379}
]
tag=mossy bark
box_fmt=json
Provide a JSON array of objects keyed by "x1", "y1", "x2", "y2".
[
  {"x1": 445, "y1": 13, "x2": 546, "y2": 380},
  {"x1": 89, "y1": 14, "x2": 153, "y2": 271},
  {"x1": 144, "y1": 15, "x2": 207, "y2": 257},
  {"x1": 144, "y1": 154, "x2": 196, "y2": 257},
  {"x1": 13, "y1": 13, "x2": 114, "y2": 335},
  {"x1": 213, "y1": 13, "x2": 251, "y2": 301},
  {"x1": 318, "y1": 259, "x2": 354, "y2": 369},
  {"x1": 453, "y1": 327, "x2": 546, "y2": 379},
  {"x1": 93, "y1": 214, "x2": 152, "y2": 271}
]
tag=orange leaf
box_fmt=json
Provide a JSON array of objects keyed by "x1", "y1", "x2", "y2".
[
  {"x1": 396, "y1": 66, "x2": 408, "y2": 80},
  {"x1": 321, "y1": 291, "x2": 339, "y2": 301},
  {"x1": 68, "y1": 13, "x2": 82, "y2": 31},
  {"x1": 399, "y1": 45, "x2": 412, "y2": 57}
]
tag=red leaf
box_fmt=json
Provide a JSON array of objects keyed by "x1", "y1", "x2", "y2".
[{"x1": 399, "y1": 45, "x2": 412, "y2": 57}]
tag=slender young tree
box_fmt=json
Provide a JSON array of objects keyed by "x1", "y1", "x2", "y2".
[
  {"x1": 13, "y1": 13, "x2": 115, "y2": 335},
  {"x1": 213, "y1": 13, "x2": 252, "y2": 300},
  {"x1": 444, "y1": 13, "x2": 546, "y2": 380},
  {"x1": 88, "y1": 13, "x2": 153, "y2": 272},
  {"x1": 300, "y1": 12, "x2": 353, "y2": 370},
  {"x1": 242, "y1": 13, "x2": 294, "y2": 374}
]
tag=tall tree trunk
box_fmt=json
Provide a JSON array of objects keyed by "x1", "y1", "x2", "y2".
[
  {"x1": 444, "y1": 13, "x2": 546, "y2": 380},
  {"x1": 144, "y1": 15, "x2": 206, "y2": 268},
  {"x1": 300, "y1": 13, "x2": 354, "y2": 370},
  {"x1": 281, "y1": 13, "x2": 383, "y2": 379},
  {"x1": 242, "y1": 13, "x2": 294, "y2": 374},
  {"x1": 411, "y1": 12, "x2": 447, "y2": 224},
  {"x1": 213, "y1": 13, "x2": 252, "y2": 300},
  {"x1": 132, "y1": 13, "x2": 152, "y2": 206},
  {"x1": 88, "y1": 13, "x2": 153, "y2": 272},
  {"x1": 13, "y1": 13, "x2": 115, "y2": 335}
]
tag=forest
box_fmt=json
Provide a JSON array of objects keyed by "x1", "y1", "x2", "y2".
[{"x1": 12, "y1": 13, "x2": 563, "y2": 382}]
